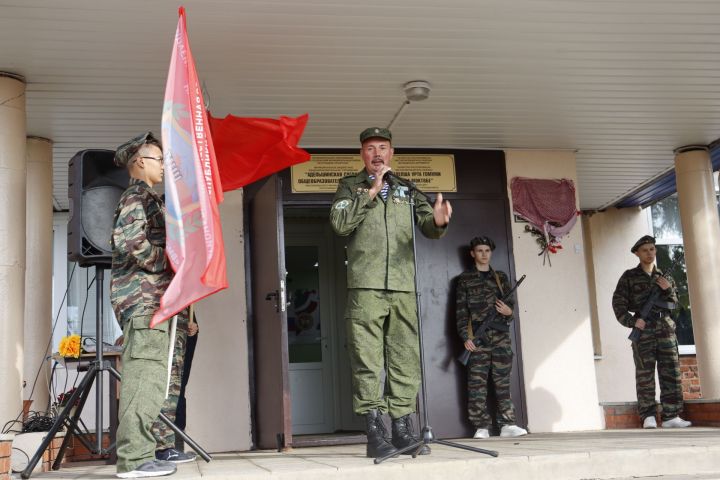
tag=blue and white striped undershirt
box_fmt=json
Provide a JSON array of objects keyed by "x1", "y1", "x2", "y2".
[{"x1": 369, "y1": 175, "x2": 390, "y2": 200}]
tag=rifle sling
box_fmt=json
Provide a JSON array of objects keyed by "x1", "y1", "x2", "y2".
[{"x1": 466, "y1": 268, "x2": 506, "y2": 339}]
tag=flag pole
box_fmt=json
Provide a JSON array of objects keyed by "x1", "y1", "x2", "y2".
[{"x1": 166, "y1": 315, "x2": 178, "y2": 398}]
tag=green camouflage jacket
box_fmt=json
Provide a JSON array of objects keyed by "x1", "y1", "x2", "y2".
[
  {"x1": 329, "y1": 169, "x2": 447, "y2": 291},
  {"x1": 612, "y1": 264, "x2": 678, "y2": 328},
  {"x1": 455, "y1": 267, "x2": 514, "y2": 341},
  {"x1": 110, "y1": 179, "x2": 172, "y2": 327}
]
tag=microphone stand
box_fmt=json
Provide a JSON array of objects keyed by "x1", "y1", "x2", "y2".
[{"x1": 374, "y1": 173, "x2": 499, "y2": 464}]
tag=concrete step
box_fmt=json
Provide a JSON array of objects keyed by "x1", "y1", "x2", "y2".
[
  {"x1": 30, "y1": 428, "x2": 720, "y2": 480},
  {"x1": 608, "y1": 476, "x2": 720, "y2": 480}
]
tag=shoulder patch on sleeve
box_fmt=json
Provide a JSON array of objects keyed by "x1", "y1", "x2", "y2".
[{"x1": 334, "y1": 199, "x2": 351, "y2": 210}]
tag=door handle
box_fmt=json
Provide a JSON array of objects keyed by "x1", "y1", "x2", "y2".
[
  {"x1": 265, "y1": 280, "x2": 287, "y2": 313},
  {"x1": 266, "y1": 291, "x2": 279, "y2": 312}
]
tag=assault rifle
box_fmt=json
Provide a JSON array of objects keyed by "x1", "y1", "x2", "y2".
[
  {"x1": 627, "y1": 255, "x2": 683, "y2": 344},
  {"x1": 457, "y1": 274, "x2": 526, "y2": 366}
]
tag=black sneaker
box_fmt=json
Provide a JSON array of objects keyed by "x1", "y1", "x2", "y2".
[
  {"x1": 116, "y1": 459, "x2": 177, "y2": 478},
  {"x1": 155, "y1": 448, "x2": 197, "y2": 464}
]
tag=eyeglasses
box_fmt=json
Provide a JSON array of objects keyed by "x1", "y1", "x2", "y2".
[{"x1": 140, "y1": 156, "x2": 163, "y2": 162}]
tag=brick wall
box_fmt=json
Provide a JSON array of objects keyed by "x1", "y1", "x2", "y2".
[
  {"x1": 681, "y1": 355, "x2": 701, "y2": 399},
  {"x1": 0, "y1": 435, "x2": 12, "y2": 480},
  {"x1": 62, "y1": 432, "x2": 111, "y2": 462},
  {"x1": 684, "y1": 401, "x2": 720, "y2": 427},
  {"x1": 603, "y1": 400, "x2": 720, "y2": 429},
  {"x1": 602, "y1": 403, "x2": 642, "y2": 429},
  {"x1": 42, "y1": 435, "x2": 66, "y2": 472}
]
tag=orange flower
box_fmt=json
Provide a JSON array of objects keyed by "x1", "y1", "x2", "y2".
[{"x1": 59, "y1": 334, "x2": 82, "y2": 358}]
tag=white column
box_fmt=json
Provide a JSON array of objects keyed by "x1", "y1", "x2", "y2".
[
  {"x1": 24, "y1": 136, "x2": 53, "y2": 412},
  {"x1": 0, "y1": 72, "x2": 27, "y2": 425},
  {"x1": 674, "y1": 145, "x2": 720, "y2": 399},
  {"x1": 504, "y1": 149, "x2": 603, "y2": 432}
]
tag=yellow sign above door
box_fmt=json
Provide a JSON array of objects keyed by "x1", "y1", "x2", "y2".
[{"x1": 291, "y1": 154, "x2": 457, "y2": 193}]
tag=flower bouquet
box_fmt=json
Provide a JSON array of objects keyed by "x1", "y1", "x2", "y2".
[
  {"x1": 58, "y1": 334, "x2": 82, "y2": 358},
  {"x1": 524, "y1": 225, "x2": 563, "y2": 266},
  {"x1": 56, "y1": 387, "x2": 80, "y2": 408}
]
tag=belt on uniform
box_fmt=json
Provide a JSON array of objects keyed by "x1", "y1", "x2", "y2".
[{"x1": 471, "y1": 320, "x2": 510, "y2": 333}]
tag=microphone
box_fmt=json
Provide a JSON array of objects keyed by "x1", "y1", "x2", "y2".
[{"x1": 382, "y1": 170, "x2": 414, "y2": 187}]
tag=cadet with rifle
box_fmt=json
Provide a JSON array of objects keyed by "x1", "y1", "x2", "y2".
[
  {"x1": 612, "y1": 235, "x2": 691, "y2": 429},
  {"x1": 455, "y1": 236, "x2": 527, "y2": 439}
]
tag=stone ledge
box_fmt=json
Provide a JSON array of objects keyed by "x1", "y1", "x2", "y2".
[{"x1": 23, "y1": 430, "x2": 720, "y2": 480}]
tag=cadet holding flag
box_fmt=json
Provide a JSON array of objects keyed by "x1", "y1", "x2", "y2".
[
  {"x1": 111, "y1": 132, "x2": 179, "y2": 478},
  {"x1": 612, "y1": 235, "x2": 691, "y2": 429},
  {"x1": 330, "y1": 127, "x2": 452, "y2": 459}
]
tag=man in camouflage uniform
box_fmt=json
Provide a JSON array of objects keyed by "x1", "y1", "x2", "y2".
[
  {"x1": 455, "y1": 236, "x2": 527, "y2": 439},
  {"x1": 111, "y1": 132, "x2": 187, "y2": 478},
  {"x1": 330, "y1": 127, "x2": 452, "y2": 458},
  {"x1": 612, "y1": 235, "x2": 691, "y2": 429}
]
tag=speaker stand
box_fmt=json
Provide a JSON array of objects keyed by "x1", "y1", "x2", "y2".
[{"x1": 21, "y1": 267, "x2": 211, "y2": 479}]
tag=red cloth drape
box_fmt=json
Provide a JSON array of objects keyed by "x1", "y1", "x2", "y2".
[
  {"x1": 209, "y1": 113, "x2": 311, "y2": 192},
  {"x1": 511, "y1": 177, "x2": 578, "y2": 237}
]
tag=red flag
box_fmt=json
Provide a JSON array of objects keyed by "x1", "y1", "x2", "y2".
[
  {"x1": 152, "y1": 7, "x2": 228, "y2": 327},
  {"x1": 209, "y1": 113, "x2": 311, "y2": 191}
]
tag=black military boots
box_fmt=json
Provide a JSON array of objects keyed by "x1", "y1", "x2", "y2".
[
  {"x1": 365, "y1": 410, "x2": 398, "y2": 458},
  {"x1": 391, "y1": 414, "x2": 431, "y2": 455}
]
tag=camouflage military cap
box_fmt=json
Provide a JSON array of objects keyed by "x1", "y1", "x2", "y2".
[
  {"x1": 114, "y1": 131, "x2": 162, "y2": 167},
  {"x1": 359, "y1": 127, "x2": 392, "y2": 144},
  {"x1": 631, "y1": 235, "x2": 656, "y2": 253},
  {"x1": 470, "y1": 236, "x2": 496, "y2": 251}
]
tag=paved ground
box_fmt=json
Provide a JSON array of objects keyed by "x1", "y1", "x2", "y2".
[
  {"x1": 21, "y1": 428, "x2": 720, "y2": 480},
  {"x1": 609, "y1": 476, "x2": 720, "y2": 480}
]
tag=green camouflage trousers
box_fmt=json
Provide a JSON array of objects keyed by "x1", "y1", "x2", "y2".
[
  {"x1": 633, "y1": 318, "x2": 683, "y2": 421},
  {"x1": 116, "y1": 315, "x2": 170, "y2": 473},
  {"x1": 466, "y1": 329, "x2": 515, "y2": 429},
  {"x1": 346, "y1": 289, "x2": 420, "y2": 418},
  {"x1": 151, "y1": 312, "x2": 189, "y2": 450}
]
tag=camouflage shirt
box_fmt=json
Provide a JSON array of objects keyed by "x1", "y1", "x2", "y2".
[
  {"x1": 612, "y1": 264, "x2": 678, "y2": 328},
  {"x1": 455, "y1": 267, "x2": 513, "y2": 341},
  {"x1": 329, "y1": 169, "x2": 447, "y2": 292},
  {"x1": 110, "y1": 178, "x2": 172, "y2": 327}
]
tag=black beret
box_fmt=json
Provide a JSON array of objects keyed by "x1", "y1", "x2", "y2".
[
  {"x1": 631, "y1": 235, "x2": 656, "y2": 253},
  {"x1": 470, "y1": 236, "x2": 496, "y2": 251}
]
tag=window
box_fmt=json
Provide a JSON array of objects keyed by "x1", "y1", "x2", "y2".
[{"x1": 649, "y1": 194, "x2": 694, "y2": 353}]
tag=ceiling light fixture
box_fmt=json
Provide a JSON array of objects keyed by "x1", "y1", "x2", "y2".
[
  {"x1": 387, "y1": 80, "x2": 432, "y2": 130},
  {"x1": 404, "y1": 80, "x2": 431, "y2": 102}
]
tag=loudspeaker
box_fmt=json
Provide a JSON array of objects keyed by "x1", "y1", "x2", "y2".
[{"x1": 67, "y1": 149, "x2": 129, "y2": 267}]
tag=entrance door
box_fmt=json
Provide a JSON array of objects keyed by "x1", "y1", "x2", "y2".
[
  {"x1": 284, "y1": 221, "x2": 335, "y2": 434},
  {"x1": 284, "y1": 211, "x2": 365, "y2": 435},
  {"x1": 249, "y1": 175, "x2": 292, "y2": 449}
]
